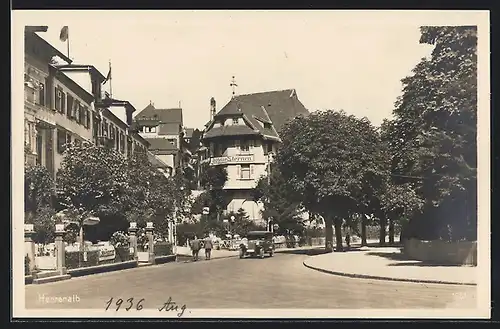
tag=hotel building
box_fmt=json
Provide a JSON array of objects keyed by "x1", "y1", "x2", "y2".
[
  {"x1": 133, "y1": 103, "x2": 193, "y2": 174},
  {"x1": 200, "y1": 89, "x2": 309, "y2": 224},
  {"x1": 24, "y1": 27, "x2": 149, "y2": 178}
]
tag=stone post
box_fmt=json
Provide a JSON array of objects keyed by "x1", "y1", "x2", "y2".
[
  {"x1": 145, "y1": 222, "x2": 155, "y2": 264},
  {"x1": 128, "y1": 222, "x2": 138, "y2": 261},
  {"x1": 24, "y1": 224, "x2": 36, "y2": 274},
  {"x1": 54, "y1": 223, "x2": 67, "y2": 275}
]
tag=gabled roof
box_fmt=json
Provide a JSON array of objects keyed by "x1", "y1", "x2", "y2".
[
  {"x1": 216, "y1": 89, "x2": 309, "y2": 133},
  {"x1": 135, "y1": 104, "x2": 183, "y2": 125},
  {"x1": 159, "y1": 123, "x2": 181, "y2": 135},
  {"x1": 203, "y1": 125, "x2": 260, "y2": 139},
  {"x1": 145, "y1": 138, "x2": 178, "y2": 152}
]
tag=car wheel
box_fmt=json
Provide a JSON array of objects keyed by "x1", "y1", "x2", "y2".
[
  {"x1": 259, "y1": 248, "x2": 265, "y2": 259},
  {"x1": 239, "y1": 249, "x2": 245, "y2": 259}
]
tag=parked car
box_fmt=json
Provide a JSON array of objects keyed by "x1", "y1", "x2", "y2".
[{"x1": 239, "y1": 231, "x2": 275, "y2": 259}]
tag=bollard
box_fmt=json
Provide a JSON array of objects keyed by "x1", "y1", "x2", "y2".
[
  {"x1": 145, "y1": 222, "x2": 155, "y2": 264},
  {"x1": 54, "y1": 224, "x2": 67, "y2": 275},
  {"x1": 128, "y1": 222, "x2": 138, "y2": 261},
  {"x1": 24, "y1": 224, "x2": 36, "y2": 274}
]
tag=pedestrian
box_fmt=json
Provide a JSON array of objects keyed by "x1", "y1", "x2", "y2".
[
  {"x1": 190, "y1": 235, "x2": 200, "y2": 261},
  {"x1": 204, "y1": 234, "x2": 213, "y2": 260}
]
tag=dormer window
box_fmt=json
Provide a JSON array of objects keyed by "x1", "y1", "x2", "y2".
[
  {"x1": 144, "y1": 126, "x2": 156, "y2": 133},
  {"x1": 232, "y1": 118, "x2": 239, "y2": 125},
  {"x1": 264, "y1": 123, "x2": 271, "y2": 129}
]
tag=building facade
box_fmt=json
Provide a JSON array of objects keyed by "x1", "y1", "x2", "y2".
[
  {"x1": 133, "y1": 103, "x2": 193, "y2": 174},
  {"x1": 200, "y1": 89, "x2": 309, "y2": 224},
  {"x1": 24, "y1": 28, "x2": 149, "y2": 178}
]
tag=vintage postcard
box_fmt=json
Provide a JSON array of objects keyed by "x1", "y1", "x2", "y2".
[{"x1": 12, "y1": 10, "x2": 490, "y2": 319}]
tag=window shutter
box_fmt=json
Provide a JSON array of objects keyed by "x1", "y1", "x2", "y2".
[
  {"x1": 250, "y1": 165, "x2": 254, "y2": 176},
  {"x1": 237, "y1": 165, "x2": 241, "y2": 177},
  {"x1": 61, "y1": 92, "x2": 66, "y2": 113}
]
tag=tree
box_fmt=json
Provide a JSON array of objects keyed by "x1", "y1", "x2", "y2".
[
  {"x1": 56, "y1": 143, "x2": 130, "y2": 217},
  {"x1": 226, "y1": 208, "x2": 266, "y2": 237},
  {"x1": 56, "y1": 144, "x2": 130, "y2": 244},
  {"x1": 389, "y1": 26, "x2": 477, "y2": 241},
  {"x1": 253, "y1": 165, "x2": 304, "y2": 234},
  {"x1": 277, "y1": 110, "x2": 385, "y2": 252},
  {"x1": 25, "y1": 165, "x2": 57, "y2": 244},
  {"x1": 198, "y1": 164, "x2": 228, "y2": 221},
  {"x1": 25, "y1": 164, "x2": 55, "y2": 221}
]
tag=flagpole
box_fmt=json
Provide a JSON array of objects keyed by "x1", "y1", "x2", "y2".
[{"x1": 109, "y1": 60, "x2": 112, "y2": 98}]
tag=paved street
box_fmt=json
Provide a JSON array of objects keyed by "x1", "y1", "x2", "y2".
[{"x1": 25, "y1": 248, "x2": 476, "y2": 310}]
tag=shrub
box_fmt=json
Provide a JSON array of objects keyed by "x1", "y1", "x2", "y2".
[
  {"x1": 154, "y1": 242, "x2": 173, "y2": 256},
  {"x1": 65, "y1": 250, "x2": 99, "y2": 269},
  {"x1": 110, "y1": 231, "x2": 130, "y2": 248},
  {"x1": 25, "y1": 255, "x2": 30, "y2": 275},
  {"x1": 115, "y1": 247, "x2": 133, "y2": 262}
]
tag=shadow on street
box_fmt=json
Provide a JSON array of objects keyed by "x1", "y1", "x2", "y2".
[
  {"x1": 387, "y1": 261, "x2": 466, "y2": 267},
  {"x1": 276, "y1": 247, "x2": 328, "y2": 256},
  {"x1": 366, "y1": 251, "x2": 465, "y2": 267},
  {"x1": 365, "y1": 251, "x2": 408, "y2": 261}
]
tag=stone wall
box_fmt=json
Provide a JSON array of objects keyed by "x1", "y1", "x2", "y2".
[{"x1": 403, "y1": 238, "x2": 477, "y2": 266}]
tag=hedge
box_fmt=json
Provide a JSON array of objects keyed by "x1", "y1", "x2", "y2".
[
  {"x1": 65, "y1": 250, "x2": 99, "y2": 269},
  {"x1": 154, "y1": 242, "x2": 173, "y2": 257},
  {"x1": 115, "y1": 247, "x2": 134, "y2": 262}
]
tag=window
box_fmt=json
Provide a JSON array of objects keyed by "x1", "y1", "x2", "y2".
[
  {"x1": 115, "y1": 128, "x2": 119, "y2": 151},
  {"x1": 144, "y1": 126, "x2": 156, "y2": 133},
  {"x1": 103, "y1": 120, "x2": 108, "y2": 137},
  {"x1": 120, "y1": 132, "x2": 125, "y2": 153},
  {"x1": 38, "y1": 83, "x2": 45, "y2": 106},
  {"x1": 264, "y1": 123, "x2": 272, "y2": 129},
  {"x1": 240, "y1": 164, "x2": 251, "y2": 180},
  {"x1": 93, "y1": 116, "x2": 100, "y2": 141},
  {"x1": 75, "y1": 139, "x2": 82, "y2": 147},
  {"x1": 25, "y1": 83, "x2": 35, "y2": 103},
  {"x1": 240, "y1": 140, "x2": 250, "y2": 152},
  {"x1": 66, "y1": 133, "x2": 72, "y2": 146},
  {"x1": 61, "y1": 92, "x2": 66, "y2": 114},
  {"x1": 79, "y1": 105, "x2": 85, "y2": 125},
  {"x1": 86, "y1": 109, "x2": 91, "y2": 129},
  {"x1": 66, "y1": 95, "x2": 74, "y2": 118},
  {"x1": 74, "y1": 101, "x2": 81, "y2": 123},
  {"x1": 232, "y1": 118, "x2": 239, "y2": 125},
  {"x1": 55, "y1": 89, "x2": 62, "y2": 111},
  {"x1": 57, "y1": 129, "x2": 66, "y2": 154}
]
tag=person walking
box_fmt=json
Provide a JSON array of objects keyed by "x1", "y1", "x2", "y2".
[
  {"x1": 204, "y1": 234, "x2": 213, "y2": 260},
  {"x1": 190, "y1": 235, "x2": 201, "y2": 261}
]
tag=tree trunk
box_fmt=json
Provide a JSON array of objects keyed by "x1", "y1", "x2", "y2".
[
  {"x1": 361, "y1": 215, "x2": 367, "y2": 246},
  {"x1": 334, "y1": 217, "x2": 344, "y2": 252},
  {"x1": 388, "y1": 218, "x2": 395, "y2": 245},
  {"x1": 324, "y1": 215, "x2": 334, "y2": 252},
  {"x1": 379, "y1": 216, "x2": 386, "y2": 246}
]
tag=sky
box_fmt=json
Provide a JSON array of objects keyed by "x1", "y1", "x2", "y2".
[{"x1": 18, "y1": 10, "x2": 474, "y2": 130}]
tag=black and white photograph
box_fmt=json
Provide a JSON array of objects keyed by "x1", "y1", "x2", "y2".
[{"x1": 12, "y1": 10, "x2": 490, "y2": 318}]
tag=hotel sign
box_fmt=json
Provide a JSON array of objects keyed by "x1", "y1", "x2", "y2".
[{"x1": 210, "y1": 155, "x2": 254, "y2": 166}]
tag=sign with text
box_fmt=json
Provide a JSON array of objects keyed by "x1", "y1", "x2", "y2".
[{"x1": 210, "y1": 155, "x2": 254, "y2": 166}]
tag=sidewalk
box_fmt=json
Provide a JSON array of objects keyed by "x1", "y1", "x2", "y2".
[{"x1": 303, "y1": 246, "x2": 477, "y2": 286}]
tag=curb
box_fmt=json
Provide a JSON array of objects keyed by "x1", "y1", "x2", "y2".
[{"x1": 303, "y1": 260, "x2": 477, "y2": 287}]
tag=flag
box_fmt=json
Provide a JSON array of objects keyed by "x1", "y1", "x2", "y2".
[{"x1": 59, "y1": 26, "x2": 69, "y2": 42}]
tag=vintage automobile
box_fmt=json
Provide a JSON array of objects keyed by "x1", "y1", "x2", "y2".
[{"x1": 239, "y1": 231, "x2": 275, "y2": 259}]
